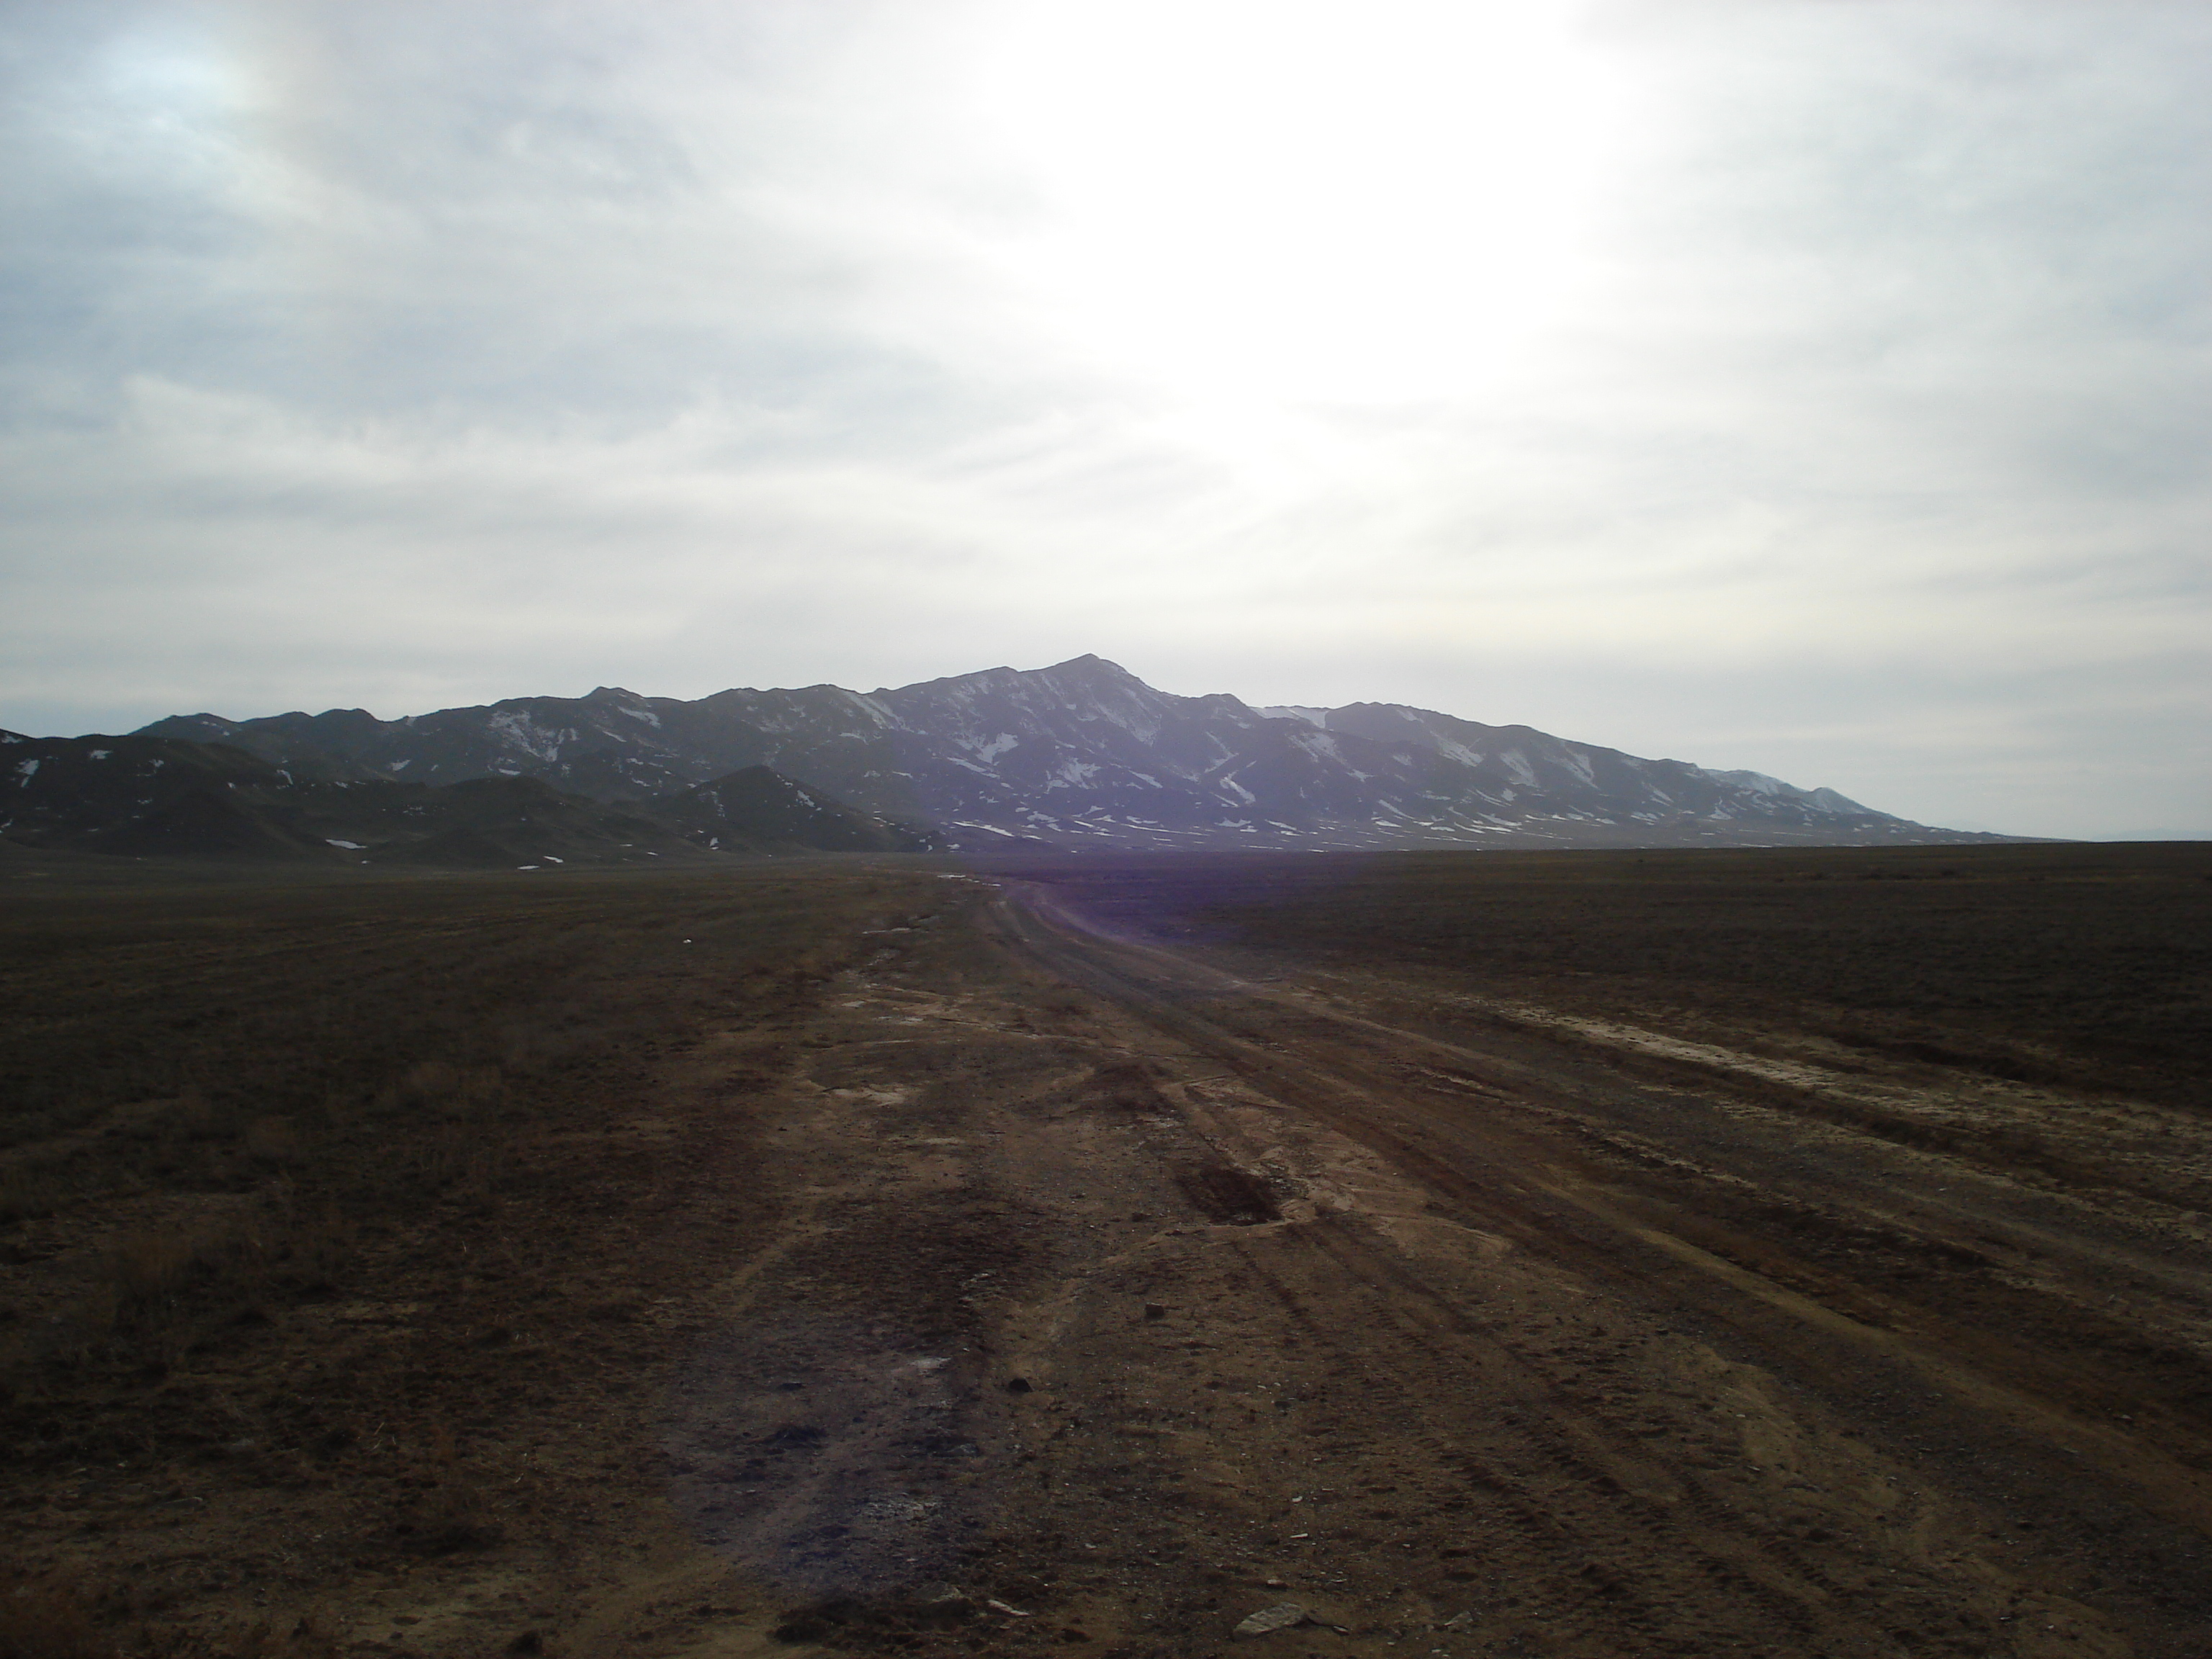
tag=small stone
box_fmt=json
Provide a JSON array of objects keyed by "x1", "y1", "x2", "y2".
[
  {"x1": 1004, "y1": 1377, "x2": 1034, "y2": 1393},
  {"x1": 1144, "y1": 1303, "x2": 1168, "y2": 1321},
  {"x1": 1233, "y1": 1602, "x2": 1308, "y2": 1637},
  {"x1": 1440, "y1": 1611, "x2": 1476, "y2": 1631}
]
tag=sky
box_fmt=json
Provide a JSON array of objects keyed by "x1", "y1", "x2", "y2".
[{"x1": 1, "y1": 1, "x2": 2206, "y2": 840}]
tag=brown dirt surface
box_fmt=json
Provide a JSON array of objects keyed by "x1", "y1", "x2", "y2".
[{"x1": 4, "y1": 842, "x2": 2210, "y2": 1659}]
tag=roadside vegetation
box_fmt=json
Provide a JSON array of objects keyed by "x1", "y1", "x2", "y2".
[
  {"x1": 6, "y1": 842, "x2": 2210, "y2": 1658},
  {"x1": 0, "y1": 860, "x2": 948, "y2": 1656},
  {"x1": 1010, "y1": 841, "x2": 2212, "y2": 1107}
]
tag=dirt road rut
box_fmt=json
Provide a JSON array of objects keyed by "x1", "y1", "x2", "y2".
[{"x1": 643, "y1": 877, "x2": 2212, "y2": 1659}]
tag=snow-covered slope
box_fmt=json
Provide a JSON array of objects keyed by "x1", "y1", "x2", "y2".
[{"x1": 132, "y1": 656, "x2": 2000, "y2": 850}]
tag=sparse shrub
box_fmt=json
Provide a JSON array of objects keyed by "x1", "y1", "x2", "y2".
[
  {"x1": 460, "y1": 1064, "x2": 506, "y2": 1113},
  {"x1": 0, "y1": 1570, "x2": 112, "y2": 1659},
  {"x1": 0, "y1": 1161, "x2": 65, "y2": 1224},
  {"x1": 407, "y1": 1123, "x2": 507, "y2": 1200},
  {"x1": 395, "y1": 1477, "x2": 504, "y2": 1556},
  {"x1": 290, "y1": 1202, "x2": 354, "y2": 1292},
  {"x1": 498, "y1": 1014, "x2": 607, "y2": 1074},
  {"x1": 90, "y1": 1225, "x2": 259, "y2": 1369},
  {"x1": 241, "y1": 1116, "x2": 302, "y2": 1168},
  {"x1": 402, "y1": 1060, "x2": 460, "y2": 1103},
  {"x1": 108, "y1": 1229, "x2": 211, "y2": 1310},
  {"x1": 168, "y1": 1094, "x2": 216, "y2": 1140},
  {"x1": 128, "y1": 1611, "x2": 343, "y2": 1659}
]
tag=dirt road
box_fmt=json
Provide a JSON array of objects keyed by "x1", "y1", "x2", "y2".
[
  {"x1": 7, "y1": 853, "x2": 2208, "y2": 1658},
  {"x1": 642, "y1": 868, "x2": 2212, "y2": 1658}
]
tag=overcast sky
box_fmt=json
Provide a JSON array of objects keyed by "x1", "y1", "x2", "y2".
[{"x1": 2, "y1": 1, "x2": 2206, "y2": 839}]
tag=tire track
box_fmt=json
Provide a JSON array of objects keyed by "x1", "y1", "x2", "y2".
[{"x1": 976, "y1": 878, "x2": 2212, "y2": 1655}]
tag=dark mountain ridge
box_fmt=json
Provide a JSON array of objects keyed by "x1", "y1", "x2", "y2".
[
  {"x1": 1, "y1": 731, "x2": 940, "y2": 866},
  {"x1": 126, "y1": 656, "x2": 2007, "y2": 850}
]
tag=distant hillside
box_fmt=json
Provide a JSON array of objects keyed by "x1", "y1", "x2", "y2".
[
  {"x1": 659, "y1": 767, "x2": 942, "y2": 854},
  {"x1": 134, "y1": 656, "x2": 2014, "y2": 850},
  {"x1": 0, "y1": 731, "x2": 935, "y2": 866}
]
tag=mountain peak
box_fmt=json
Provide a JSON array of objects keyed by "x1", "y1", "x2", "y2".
[{"x1": 103, "y1": 657, "x2": 1997, "y2": 850}]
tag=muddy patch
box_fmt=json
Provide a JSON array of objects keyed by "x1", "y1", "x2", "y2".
[{"x1": 1174, "y1": 1161, "x2": 1282, "y2": 1225}]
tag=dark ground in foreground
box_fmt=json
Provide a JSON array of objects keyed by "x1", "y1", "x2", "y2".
[{"x1": 2, "y1": 842, "x2": 2208, "y2": 1659}]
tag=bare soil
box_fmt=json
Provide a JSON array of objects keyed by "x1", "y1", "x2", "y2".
[{"x1": 4, "y1": 843, "x2": 2210, "y2": 1659}]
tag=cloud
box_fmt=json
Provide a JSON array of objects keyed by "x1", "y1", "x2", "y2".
[{"x1": 1, "y1": 0, "x2": 2206, "y2": 838}]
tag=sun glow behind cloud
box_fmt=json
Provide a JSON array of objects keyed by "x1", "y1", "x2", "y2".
[
  {"x1": 1, "y1": 1, "x2": 2207, "y2": 837},
  {"x1": 924, "y1": 0, "x2": 1628, "y2": 412}
]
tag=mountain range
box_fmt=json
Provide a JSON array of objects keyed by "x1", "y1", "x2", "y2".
[
  {"x1": 9, "y1": 655, "x2": 2008, "y2": 859},
  {"x1": 0, "y1": 732, "x2": 940, "y2": 868}
]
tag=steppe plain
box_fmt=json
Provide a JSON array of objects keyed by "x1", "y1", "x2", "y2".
[{"x1": 3, "y1": 842, "x2": 2208, "y2": 1659}]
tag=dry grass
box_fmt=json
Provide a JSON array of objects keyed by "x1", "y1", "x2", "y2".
[
  {"x1": 0, "y1": 860, "x2": 953, "y2": 1647},
  {"x1": 2, "y1": 1572, "x2": 112, "y2": 1659},
  {"x1": 1004, "y1": 842, "x2": 2212, "y2": 1105},
  {"x1": 0, "y1": 1161, "x2": 67, "y2": 1225},
  {"x1": 1, "y1": 1568, "x2": 349, "y2": 1659}
]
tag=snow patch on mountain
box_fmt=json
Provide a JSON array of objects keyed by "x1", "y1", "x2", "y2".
[{"x1": 120, "y1": 657, "x2": 1987, "y2": 852}]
